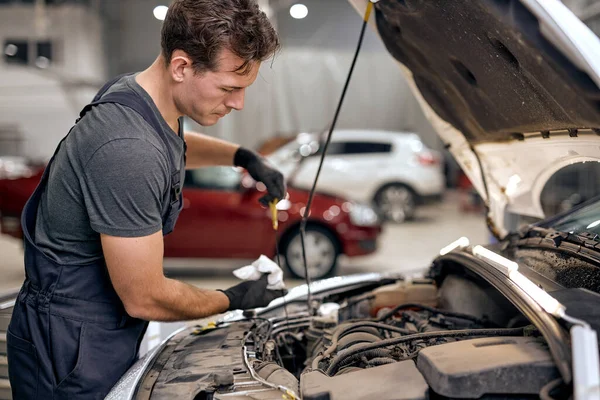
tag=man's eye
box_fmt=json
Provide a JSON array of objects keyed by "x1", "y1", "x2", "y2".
[{"x1": 222, "y1": 88, "x2": 233, "y2": 93}]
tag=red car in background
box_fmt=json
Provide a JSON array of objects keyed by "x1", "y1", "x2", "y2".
[
  {"x1": 0, "y1": 165, "x2": 382, "y2": 279},
  {"x1": 0, "y1": 162, "x2": 42, "y2": 239}
]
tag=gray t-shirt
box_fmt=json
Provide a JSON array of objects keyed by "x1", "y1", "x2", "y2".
[{"x1": 34, "y1": 73, "x2": 186, "y2": 265}]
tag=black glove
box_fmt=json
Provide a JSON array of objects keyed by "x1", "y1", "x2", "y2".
[
  {"x1": 220, "y1": 275, "x2": 287, "y2": 311},
  {"x1": 234, "y1": 147, "x2": 286, "y2": 206}
]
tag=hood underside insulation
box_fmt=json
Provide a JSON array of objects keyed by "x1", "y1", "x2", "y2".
[{"x1": 374, "y1": 0, "x2": 600, "y2": 144}]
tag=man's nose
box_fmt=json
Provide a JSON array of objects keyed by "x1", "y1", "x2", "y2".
[{"x1": 225, "y1": 88, "x2": 245, "y2": 111}]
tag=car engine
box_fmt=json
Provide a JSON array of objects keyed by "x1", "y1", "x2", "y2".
[{"x1": 139, "y1": 276, "x2": 563, "y2": 400}]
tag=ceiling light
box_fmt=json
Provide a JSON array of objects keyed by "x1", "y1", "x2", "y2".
[
  {"x1": 290, "y1": 4, "x2": 308, "y2": 19},
  {"x1": 5, "y1": 44, "x2": 18, "y2": 57},
  {"x1": 35, "y1": 56, "x2": 50, "y2": 69},
  {"x1": 153, "y1": 5, "x2": 168, "y2": 21}
]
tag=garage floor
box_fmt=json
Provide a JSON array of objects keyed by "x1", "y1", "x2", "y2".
[{"x1": 0, "y1": 192, "x2": 489, "y2": 294}]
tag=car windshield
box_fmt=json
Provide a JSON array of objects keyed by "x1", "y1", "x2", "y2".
[{"x1": 540, "y1": 197, "x2": 600, "y2": 240}]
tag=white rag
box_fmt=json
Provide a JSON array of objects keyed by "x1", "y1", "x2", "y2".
[{"x1": 233, "y1": 255, "x2": 286, "y2": 290}]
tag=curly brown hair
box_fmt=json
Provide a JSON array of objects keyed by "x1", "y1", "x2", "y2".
[{"x1": 161, "y1": 0, "x2": 280, "y2": 75}]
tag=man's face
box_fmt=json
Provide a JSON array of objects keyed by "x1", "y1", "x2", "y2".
[{"x1": 174, "y1": 48, "x2": 261, "y2": 126}]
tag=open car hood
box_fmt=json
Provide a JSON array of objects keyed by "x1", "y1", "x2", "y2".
[{"x1": 348, "y1": 0, "x2": 600, "y2": 237}]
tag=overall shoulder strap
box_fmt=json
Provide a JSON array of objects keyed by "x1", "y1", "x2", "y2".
[
  {"x1": 80, "y1": 91, "x2": 164, "y2": 138},
  {"x1": 93, "y1": 72, "x2": 133, "y2": 102},
  {"x1": 75, "y1": 74, "x2": 174, "y2": 167}
]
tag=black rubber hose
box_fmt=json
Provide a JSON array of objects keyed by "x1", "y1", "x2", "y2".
[
  {"x1": 539, "y1": 378, "x2": 564, "y2": 400},
  {"x1": 334, "y1": 349, "x2": 393, "y2": 371},
  {"x1": 312, "y1": 346, "x2": 393, "y2": 371},
  {"x1": 326, "y1": 327, "x2": 525, "y2": 375},
  {"x1": 322, "y1": 322, "x2": 412, "y2": 358},
  {"x1": 377, "y1": 303, "x2": 495, "y2": 326},
  {"x1": 366, "y1": 357, "x2": 397, "y2": 367},
  {"x1": 271, "y1": 322, "x2": 311, "y2": 336},
  {"x1": 341, "y1": 294, "x2": 375, "y2": 310}
]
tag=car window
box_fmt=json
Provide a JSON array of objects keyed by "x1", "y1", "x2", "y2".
[
  {"x1": 318, "y1": 142, "x2": 346, "y2": 156},
  {"x1": 540, "y1": 162, "x2": 600, "y2": 217},
  {"x1": 341, "y1": 142, "x2": 393, "y2": 155},
  {"x1": 311, "y1": 141, "x2": 393, "y2": 157},
  {"x1": 184, "y1": 167, "x2": 241, "y2": 191}
]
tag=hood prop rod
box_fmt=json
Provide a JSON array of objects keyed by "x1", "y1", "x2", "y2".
[
  {"x1": 299, "y1": 0, "x2": 376, "y2": 314},
  {"x1": 470, "y1": 145, "x2": 502, "y2": 241}
]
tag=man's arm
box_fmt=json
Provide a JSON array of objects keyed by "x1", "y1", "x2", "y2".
[
  {"x1": 101, "y1": 231, "x2": 230, "y2": 321},
  {"x1": 184, "y1": 131, "x2": 239, "y2": 169},
  {"x1": 184, "y1": 131, "x2": 287, "y2": 206}
]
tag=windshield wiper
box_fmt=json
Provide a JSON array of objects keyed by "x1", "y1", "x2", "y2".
[{"x1": 519, "y1": 226, "x2": 600, "y2": 249}]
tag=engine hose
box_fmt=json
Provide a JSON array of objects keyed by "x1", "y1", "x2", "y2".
[
  {"x1": 539, "y1": 378, "x2": 564, "y2": 400},
  {"x1": 311, "y1": 354, "x2": 325, "y2": 370},
  {"x1": 366, "y1": 357, "x2": 397, "y2": 367},
  {"x1": 326, "y1": 327, "x2": 525, "y2": 375},
  {"x1": 415, "y1": 318, "x2": 438, "y2": 333},
  {"x1": 341, "y1": 294, "x2": 375, "y2": 309},
  {"x1": 271, "y1": 322, "x2": 311, "y2": 336},
  {"x1": 267, "y1": 317, "x2": 313, "y2": 337},
  {"x1": 323, "y1": 322, "x2": 412, "y2": 358},
  {"x1": 334, "y1": 349, "x2": 393, "y2": 371},
  {"x1": 377, "y1": 303, "x2": 497, "y2": 326},
  {"x1": 402, "y1": 310, "x2": 438, "y2": 333},
  {"x1": 312, "y1": 347, "x2": 393, "y2": 371}
]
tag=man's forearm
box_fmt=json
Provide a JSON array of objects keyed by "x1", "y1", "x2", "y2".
[
  {"x1": 184, "y1": 131, "x2": 240, "y2": 169},
  {"x1": 136, "y1": 278, "x2": 230, "y2": 322}
]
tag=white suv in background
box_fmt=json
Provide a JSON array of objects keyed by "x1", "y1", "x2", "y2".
[{"x1": 267, "y1": 130, "x2": 445, "y2": 222}]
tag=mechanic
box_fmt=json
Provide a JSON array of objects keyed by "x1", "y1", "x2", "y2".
[{"x1": 6, "y1": 1, "x2": 286, "y2": 398}]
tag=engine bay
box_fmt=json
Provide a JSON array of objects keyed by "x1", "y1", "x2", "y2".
[{"x1": 139, "y1": 273, "x2": 564, "y2": 400}]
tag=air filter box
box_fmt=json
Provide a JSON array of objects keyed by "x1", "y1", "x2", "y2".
[{"x1": 417, "y1": 336, "x2": 560, "y2": 398}]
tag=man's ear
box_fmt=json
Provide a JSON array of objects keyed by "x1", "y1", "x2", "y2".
[{"x1": 169, "y1": 50, "x2": 192, "y2": 83}]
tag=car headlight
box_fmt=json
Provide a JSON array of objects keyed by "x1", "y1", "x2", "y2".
[{"x1": 349, "y1": 203, "x2": 379, "y2": 226}]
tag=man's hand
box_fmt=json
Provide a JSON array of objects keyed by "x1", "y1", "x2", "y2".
[
  {"x1": 221, "y1": 275, "x2": 287, "y2": 310},
  {"x1": 234, "y1": 147, "x2": 286, "y2": 206}
]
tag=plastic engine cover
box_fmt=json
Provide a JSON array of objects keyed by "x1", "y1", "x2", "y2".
[
  {"x1": 417, "y1": 337, "x2": 560, "y2": 398},
  {"x1": 369, "y1": 280, "x2": 438, "y2": 317},
  {"x1": 301, "y1": 360, "x2": 428, "y2": 400}
]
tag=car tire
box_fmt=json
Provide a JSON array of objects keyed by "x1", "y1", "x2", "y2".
[
  {"x1": 374, "y1": 184, "x2": 417, "y2": 223},
  {"x1": 280, "y1": 225, "x2": 339, "y2": 280}
]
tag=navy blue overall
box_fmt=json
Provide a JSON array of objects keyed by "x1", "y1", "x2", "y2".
[{"x1": 7, "y1": 74, "x2": 184, "y2": 399}]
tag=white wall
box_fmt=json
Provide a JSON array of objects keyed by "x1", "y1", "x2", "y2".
[
  {"x1": 101, "y1": 0, "x2": 165, "y2": 76},
  {"x1": 0, "y1": 4, "x2": 106, "y2": 160}
]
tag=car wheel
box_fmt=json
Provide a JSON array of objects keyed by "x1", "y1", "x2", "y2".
[
  {"x1": 374, "y1": 184, "x2": 416, "y2": 223},
  {"x1": 281, "y1": 225, "x2": 339, "y2": 280}
]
